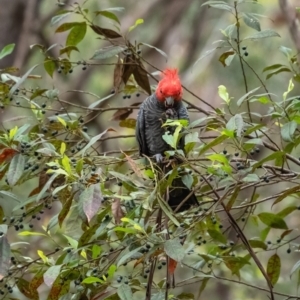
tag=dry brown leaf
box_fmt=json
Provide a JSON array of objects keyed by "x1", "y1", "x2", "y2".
[{"x1": 112, "y1": 198, "x2": 124, "y2": 224}]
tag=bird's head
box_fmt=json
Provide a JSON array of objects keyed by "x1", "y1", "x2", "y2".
[{"x1": 155, "y1": 68, "x2": 182, "y2": 107}]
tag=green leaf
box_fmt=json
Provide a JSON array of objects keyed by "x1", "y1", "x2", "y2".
[
  {"x1": 279, "y1": 45, "x2": 293, "y2": 59},
  {"x1": 242, "y1": 173, "x2": 260, "y2": 182},
  {"x1": 226, "y1": 114, "x2": 244, "y2": 137},
  {"x1": 218, "y1": 85, "x2": 230, "y2": 103},
  {"x1": 236, "y1": 86, "x2": 261, "y2": 106},
  {"x1": 202, "y1": 1, "x2": 233, "y2": 12},
  {"x1": 9, "y1": 64, "x2": 38, "y2": 96},
  {"x1": 258, "y1": 212, "x2": 288, "y2": 229},
  {"x1": 59, "y1": 45, "x2": 79, "y2": 57},
  {"x1": 7, "y1": 154, "x2": 25, "y2": 186},
  {"x1": 244, "y1": 29, "x2": 280, "y2": 40},
  {"x1": 290, "y1": 260, "x2": 300, "y2": 277},
  {"x1": 218, "y1": 51, "x2": 235, "y2": 67},
  {"x1": 248, "y1": 239, "x2": 267, "y2": 250},
  {"x1": 0, "y1": 43, "x2": 15, "y2": 60},
  {"x1": 263, "y1": 64, "x2": 285, "y2": 72},
  {"x1": 140, "y1": 42, "x2": 168, "y2": 61},
  {"x1": 95, "y1": 10, "x2": 120, "y2": 25},
  {"x1": 66, "y1": 22, "x2": 87, "y2": 46},
  {"x1": 117, "y1": 247, "x2": 143, "y2": 267},
  {"x1": 129, "y1": 18, "x2": 144, "y2": 32},
  {"x1": 117, "y1": 283, "x2": 133, "y2": 300},
  {"x1": 0, "y1": 236, "x2": 11, "y2": 278},
  {"x1": 164, "y1": 238, "x2": 185, "y2": 262},
  {"x1": 207, "y1": 229, "x2": 227, "y2": 244},
  {"x1": 281, "y1": 121, "x2": 297, "y2": 142},
  {"x1": 266, "y1": 67, "x2": 291, "y2": 80},
  {"x1": 51, "y1": 11, "x2": 71, "y2": 26},
  {"x1": 252, "y1": 151, "x2": 284, "y2": 170},
  {"x1": 162, "y1": 132, "x2": 176, "y2": 149},
  {"x1": 82, "y1": 276, "x2": 103, "y2": 284},
  {"x1": 193, "y1": 48, "x2": 217, "y2": 67},
  {"x1": 242, "y1": 13, "x2": 261, "y2": 31},
  {"x1": 199, "y1": 135, "x2": 227, "y2": 155},
  {"x1": 277, "y1": 206, "x2": 297, "y2": 218},
  {"x1": 43, "y1": 265, "x2": 62, "y2": 287},
  {"x1": 44, "y1": 58, "x2": 56, "y2": 78},
  {"x1": 18, "y1": 231, "x2": 46, "y2": 237},
  {"x1": 182, "y1": 174, "x2": 193, "y2": 189},
  {"x1": 267, "y1": 254, "x2": 281, "y2": 285},
  {"x1": 78, "y1": 128, "x2": 111, "y2": 156},
  {"x1": 79, "y1": 184, "x2": 102, "y2": 222},
  {"x1": 55, "y1": 22, "x2": 80, "y2": 32},
  {"x1": 90, "y1": 46, "x2": 125, "y2": 60},
  {"x1": 207, "y1": 153, "x2": 228, "y2": 164},
  {"x1": 283, "y1": 78, "x2": 294, "y2": 101}
]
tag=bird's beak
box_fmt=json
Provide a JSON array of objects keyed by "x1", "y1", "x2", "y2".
[{"x1": 165, "y1": 97, "x2": 174, "y2": 107}]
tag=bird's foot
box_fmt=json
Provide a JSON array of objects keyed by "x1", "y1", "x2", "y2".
[{"x1": 154, "y1": 153, "x2": 164, "y2": 163}]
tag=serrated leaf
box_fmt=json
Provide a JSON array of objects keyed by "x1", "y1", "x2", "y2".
[
  {"x1": 267, "y1": 254, "x2": 281, "y2": 285},
  {"x1": 244, "y1": 29, "x2": 280, "y2": 40},
  {"x1": 66, "y1": 22, "x2": 87, "y2": 46},
  {"x1": 258, "y1": 212, "x2": 288, "y2": 229},
  {"x1": 164, "y1": 238, "x2": 185, "y2": 262},
  {"x1": 7, "y1": 154, "x2": 25, "y2": 186},
  {"x1": 0, "y1": 43, "x2": 15, "y2": 60},
  {"x1": 90, "y1": 46, "x2": 125, "y2": 60},
  {"x1": 242, "y1": 13, "x2": 261, "y2": 31},
  {"x1": 281, "y1": 121, "x2": 297, "y2": 142},
  {"x1": 79, "y1": 184, "x2": 102, "y2": 222}
]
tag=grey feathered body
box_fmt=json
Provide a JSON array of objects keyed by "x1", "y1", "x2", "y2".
[
  {"x1": 136, "y1": 94, "x2": 189, "y2": 157},
  {"x1": 136, "y1": 94, "x2": 198, "y2": 212}
]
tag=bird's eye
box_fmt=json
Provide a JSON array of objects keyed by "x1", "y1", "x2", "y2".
[{"x1": 160, "y1": 90, "x2": 163, "y2": 94}]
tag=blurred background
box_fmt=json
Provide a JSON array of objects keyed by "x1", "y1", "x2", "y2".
[{"x1": 0, "y1": 0, "x2": 300, "y2": 299}]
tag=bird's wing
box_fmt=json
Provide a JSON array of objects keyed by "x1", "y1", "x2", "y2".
[{"x1": 136, "y1": 102, "x2": 149, "y2": 156}]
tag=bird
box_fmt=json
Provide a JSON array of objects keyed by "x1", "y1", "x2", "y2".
[{"x1": 135, "y1": 68, "x2": 198, "y2": 212}]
